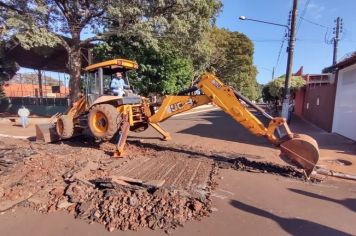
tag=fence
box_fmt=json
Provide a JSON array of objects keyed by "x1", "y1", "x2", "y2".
[{"x1": 0, "y1": 97, "x2": 69, "y2": 117}]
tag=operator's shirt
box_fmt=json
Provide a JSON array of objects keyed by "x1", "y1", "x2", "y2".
[{"x1": 110, "y1": 77, "x2": 129, "y2": 97}]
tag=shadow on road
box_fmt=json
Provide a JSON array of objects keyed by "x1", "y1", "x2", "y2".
[
  {"x1": 177, "y1": 110, "x2": 271, "y2": 147},
  {"x1": 230, "y1": 199, "x2": 351, "y2": 236},
  {"x1": 288, "y1": 188, "x2": 356, "y2": 213}
]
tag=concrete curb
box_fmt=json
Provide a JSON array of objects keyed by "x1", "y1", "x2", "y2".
[{"x1": 0, "y1": 133, "x2": 31, "y2": 139}]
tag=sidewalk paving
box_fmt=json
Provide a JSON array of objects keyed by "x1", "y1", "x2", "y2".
[
  {"x1": 0, "y1": 116, "x2": 48, "y2": 137},
  {"x1": 290, "y1": 115, "x2": 356, "y2": 175}
]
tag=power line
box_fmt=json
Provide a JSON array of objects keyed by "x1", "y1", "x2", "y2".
[
  {"x1": 296, "y1": 0, "x2": 310, "y2": 34},
  {"x1": 251, "y1": 39, "x2": 285, "y2": 42},
  {"x1": 300, "y1": 16, "x2": 330, "y2": 29},
  {"x1": 274, "y1": 36, "x2": 286, "y2": 73},
  {"x1": 274, "y1": 11, "x2": 291, "y2": 74}
]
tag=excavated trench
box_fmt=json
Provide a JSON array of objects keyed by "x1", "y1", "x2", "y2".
[{"x1": 0, "y1": 136, "x2": 317, "y2": 233}]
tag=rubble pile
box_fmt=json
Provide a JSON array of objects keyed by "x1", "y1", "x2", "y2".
[
  {"x1": 215, "y1": 155, "x2": 309, "y2": 180},
  {"x1": 27, "y1": 179, "x2": 211, "y2": 233},
  {"x1": 0, "y1": 138, "x2": 215, "y2": 233},
  {"x1": 0, "y1": 141, "x2": 37, "y2": 174}
]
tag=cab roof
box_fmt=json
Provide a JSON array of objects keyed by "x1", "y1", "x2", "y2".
[{"x1": 84, "y1": 59, "x2": 139, "y2": 72}]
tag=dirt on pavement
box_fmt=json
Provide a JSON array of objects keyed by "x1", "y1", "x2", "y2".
[
  {"x1": 0, "y1": 136, "x2": 220, "y2": 233},
  {"x1": 0, "y1": 135, "x2": 322, "y2": 234}
]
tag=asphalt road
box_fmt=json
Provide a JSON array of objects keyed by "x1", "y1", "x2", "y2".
[
  {"x1": 1, "y1": 169, "x2": 355, "y2": 236},
  {"x1": 0, "y1": 108, "x2": 355, "y2": 235}
]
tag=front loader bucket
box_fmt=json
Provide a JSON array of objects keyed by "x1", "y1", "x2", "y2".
[
  {"x1": 279, "y1": 134, "x2": 319, "y2": 176},
  {"x1": 35, "y1": 123, "x2": 60, "y2": 143}
]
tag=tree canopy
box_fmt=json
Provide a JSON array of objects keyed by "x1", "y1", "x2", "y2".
[
  {"x1": 268, "y1": 75, "x2": 305, "y2": 98},
  {"x1": 1, "y1": 0, "x2": 221, "y2": 99},
  {"x1": 94, "y1": 26, "x2": 260, "y2": 99},
  {"x1": 94, "y1": 38, "x2": 194, "y2": 95},
  {"x1": 208, "y1": 27, "x2": 259, "y2": 100},
  {"x1": 1, "y1": 1, "x2": 261, "y2": 101}
]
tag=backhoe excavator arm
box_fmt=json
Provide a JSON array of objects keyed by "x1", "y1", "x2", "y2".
[{"x1": 147, "y1": 73, "x2": 319, "y2": 176}]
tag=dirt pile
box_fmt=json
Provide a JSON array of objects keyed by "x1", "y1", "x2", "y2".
[
  {"x1": 0, "y1": 137, "x2": 216, "y2": 233},
  {"x1": 216, "y1": 156, "x2": 305, "y2": 178},
  {"x1": 0, "y1": 140, "x2": 37, "y2": 174},
  {"x1": 124, "y1": 141, "x2": 316, "y2": 181},
  {"x1": 30, "y1": 179, "x2": 210, "y2": 233}
]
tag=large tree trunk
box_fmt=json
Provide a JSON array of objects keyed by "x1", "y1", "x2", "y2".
[
  {"x1": 37, "y1": 69, "x2": 43, "y2": 98},
  {"x1": 68, "y1": 48, "x2": 82, "y2": 101}
]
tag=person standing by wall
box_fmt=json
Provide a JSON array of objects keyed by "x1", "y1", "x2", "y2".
[
  {"x1": 18, "y1": 105, "x2": 30, "y2": 128},
  {"x1": 287, "y1": 95, "x2": 295, "y2": 124}
]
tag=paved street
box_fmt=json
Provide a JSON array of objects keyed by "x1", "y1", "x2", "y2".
[
  {"x1": 0, "y1": 168, "x2": 355, "y2": 236},
  {"x1": 0, "y1": 107, "x2": 355, "y2": 235},
  {"x1": 131, "y1": 106, "x2": 356, "y2": 175}
]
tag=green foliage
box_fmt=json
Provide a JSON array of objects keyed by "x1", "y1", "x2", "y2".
[
  {"x1": 1, "y1": 0, "x2": 222, "y2": 99},
  {"x1": 256, "y1": 83, "x2": 263, "y2": 101},
  {"x1": 262, "y1": 84, "x2": 276, "y2": 103},
  {"x1": 101, "y1": 0, "x2": 222, "y2": 93},
  {"x1": 208, "y1": 27, "x2": 258, "y2": 100},
  {"x1": 94, "y1": 38, "x2": 194, "y2": 95},
  {"x1": 94, "y1": 23, "x2": 261, "y2": 97},
  {"x1": 268, "y1": 75, "x2": 305, "y2": 98}
]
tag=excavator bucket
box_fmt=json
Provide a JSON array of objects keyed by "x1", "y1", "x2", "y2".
[
  {"x1": 35, "y1": 123, "x2": 60, "y2": 143},
  {"x1": 35, "y1": 113, "x2": 61, "y2": 143},
  {"x1": 279, "y1": 134, "x2": 319, "y2": 176}
]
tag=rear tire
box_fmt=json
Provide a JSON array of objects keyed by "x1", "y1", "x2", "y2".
[
  {"x1": 56, "y1": 115, "x2": 74, "y2": 139},
  {"x1": 88, "y1": 104, "x2": 119, "y2": 140}
]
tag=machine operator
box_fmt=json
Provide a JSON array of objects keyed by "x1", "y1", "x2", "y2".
[{"x1": 110, "y1": 72, "x2": 130, "y2": 97}]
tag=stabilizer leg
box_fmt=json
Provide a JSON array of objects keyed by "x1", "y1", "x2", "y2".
[
  {"x1": 114, "y1": 114, "x2": 130, "y2": 157},
  {"x1": 149, "y1": 123, "x2": 172, "y2": 141}
]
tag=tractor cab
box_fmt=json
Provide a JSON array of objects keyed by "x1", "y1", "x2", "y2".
[{"x1": 84, "y1": 59, "x2": 140, "y2": 107}]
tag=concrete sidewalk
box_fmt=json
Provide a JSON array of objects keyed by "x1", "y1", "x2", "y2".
[
  {"x1": 289, "y1": 115, "x2": 356, "y2": 175},
  {"x1": 0, "y1": 117, "x2": 48, "y2": 138}
]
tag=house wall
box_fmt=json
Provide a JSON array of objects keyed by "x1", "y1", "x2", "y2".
[
  {"x1": 3, "y1": 83, "x2": 69, "y2": 97},
  {"x1": 302, "y1": 83, "x2": 336, "y2": 132},
  {"x1": 332, "y1": 63, "x2": 356, "y2": 141},
  {"x1": 294, "y1": 88, "x2": 305, "y2": 116}
]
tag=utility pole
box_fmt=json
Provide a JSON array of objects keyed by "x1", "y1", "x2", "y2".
[
  {"x1": 272, "y1": 67, "x2": 275, "y2": 80},
  {"x1": 281, "y1": 0, "x2": 298, "y2": 119},
  {"x1": 332, "y1": 17, "x2": 342, "y2": 65}
]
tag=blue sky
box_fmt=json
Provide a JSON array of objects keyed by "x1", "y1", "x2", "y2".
[{"x1": 217, "y1": 0, "x2": 356, "y2": 84}]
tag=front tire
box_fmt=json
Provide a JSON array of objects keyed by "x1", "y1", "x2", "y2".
[
  {"x1": 88, "y1": 104, "x2": 119, "y2": 140},
  {"x1": 56, "y1": 115, "x2": 74, "y2": 139}
]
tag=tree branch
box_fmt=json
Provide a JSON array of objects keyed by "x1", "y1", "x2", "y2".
[
  {"x1": 57, "y1": 36, "x2": 71, "y2": 52},
  {"x1": 0, "y1": 1, "x2": 25, "y2": 15},
  {"x1": 79, "y1": 35, "x2": 105, "y2": 47},
  {"x1": 79, "y1": 9, "x2": 106, "y2": 29}
]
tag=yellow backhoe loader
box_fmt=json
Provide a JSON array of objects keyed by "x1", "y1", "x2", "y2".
[{"x1": 36, "y1": 59, "x2": 319, "y2": 176}]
